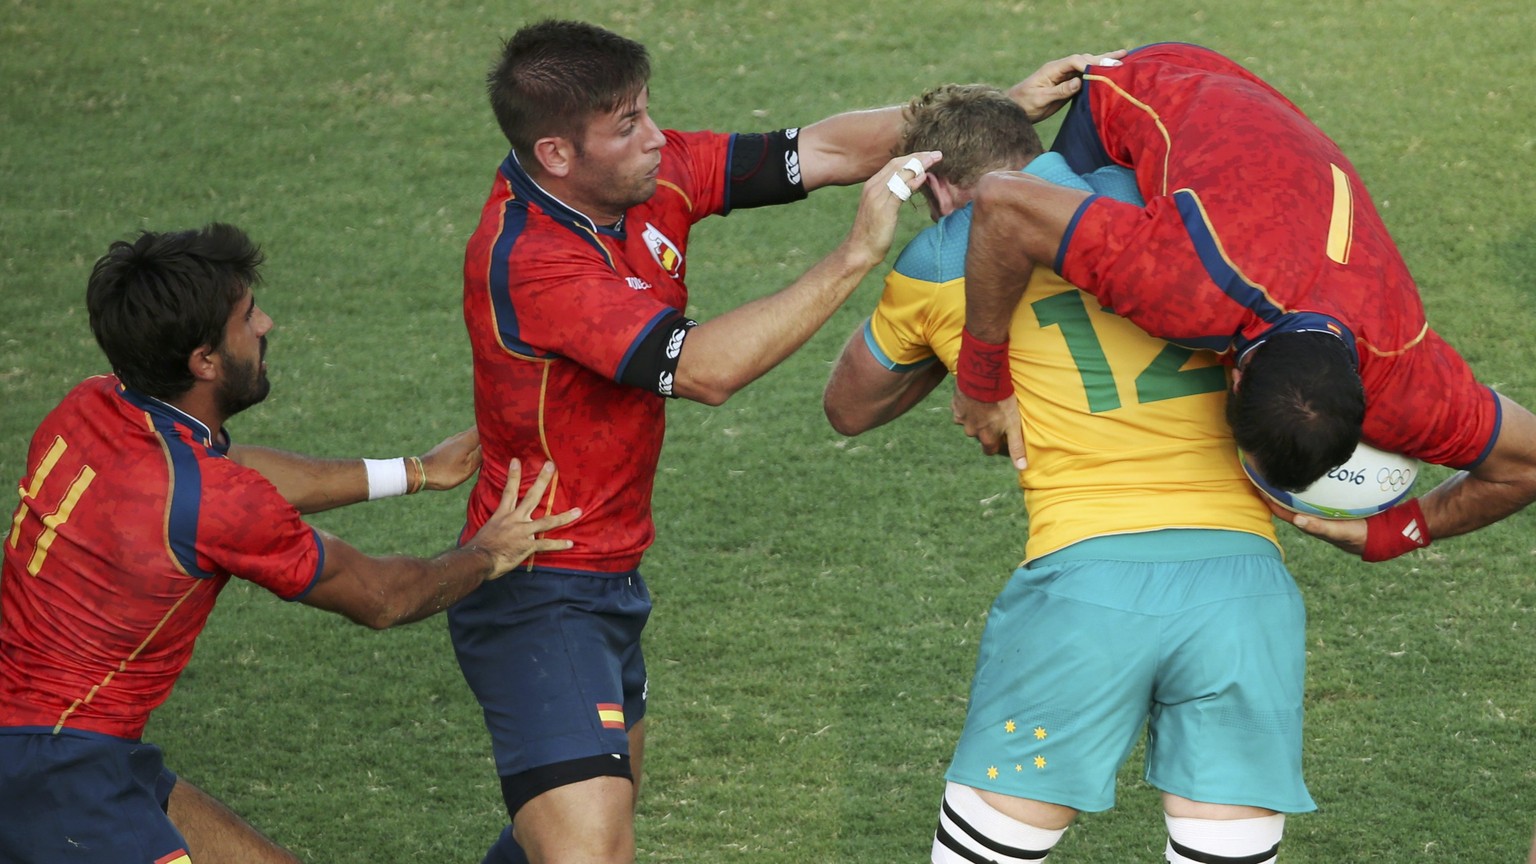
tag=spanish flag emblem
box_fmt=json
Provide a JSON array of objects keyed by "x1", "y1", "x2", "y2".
[
  {"x1": 597, "y1": 702, "x2": 625, "y2": 730},
  {"x1": 155, "y1": 851, "x2": 192, "y2": 864}
]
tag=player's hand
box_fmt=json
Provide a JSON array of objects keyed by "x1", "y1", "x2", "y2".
[
  {"x1": 419, "y1": 427, "x2": 482, "y2": 491},
  {"x1": 1263, "y1": 498, "x2": 1369, "y2": 556},
  {"x1": 843, "y1": 151, "x2": 943, "y2": 269},
  {"x1": 466, "y1": 460, "x2": 581, "y2": 577},
  {"x1": 1008, "y1": 49, "x2": 1128, "y2": 123},
  {"x1": 951, "y1": 388, "x2": 1027, "y2": 471}
]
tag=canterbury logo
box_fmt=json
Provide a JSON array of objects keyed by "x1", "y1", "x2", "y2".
[
  {"x1": 784, "y1": 151, "x2": 802, "y2": 185},
  {"x1": 665, "y1": 329, "x2": 686, "y2": 359},
  {"x1": 1402, "y1": 519, "x2": 1425, "y2": 545},
  {"x1": 658, "y1": 371, "x2": 674, "y2": 396}
]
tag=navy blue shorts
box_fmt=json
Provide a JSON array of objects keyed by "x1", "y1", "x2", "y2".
[
  {"x1": 448, "y1": 568, "x2": 650, "y2": 809},
  {"x1": 0, "y1": 728, "x2": 187, "y2": 863}
]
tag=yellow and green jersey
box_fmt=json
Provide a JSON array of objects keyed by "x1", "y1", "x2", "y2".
[{"x1": 864, "y1": 153, "x2": 1277, "y2": 562}]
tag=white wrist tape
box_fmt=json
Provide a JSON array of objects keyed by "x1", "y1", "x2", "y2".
[{"x1": 364, "y1": 457, "x2": 409, "y2": 500}]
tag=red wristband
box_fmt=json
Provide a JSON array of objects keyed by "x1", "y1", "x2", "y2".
[
  {"x1": 956, "y1": 328, "x2": 1014, "y2": 403},
  {"x1": 1362, "y1": 498, "x2": 1431, "y2": 562}
]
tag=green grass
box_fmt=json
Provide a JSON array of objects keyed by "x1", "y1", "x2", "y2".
[{"x1": 4, "y1": 0, "x2": 1536, "y2": 862}]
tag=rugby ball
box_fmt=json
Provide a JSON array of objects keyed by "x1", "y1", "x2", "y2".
[{"x1": 1241, "y1": 442, "x2": 1418, "y2": 519}]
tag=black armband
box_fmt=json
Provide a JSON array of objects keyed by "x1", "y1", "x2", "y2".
[
  {"x1": 727, "y1": 129, "x2": 809, "y2": 210},
  {"x1": 617, "y1": 310, "x2": 698, "y2": 398}
]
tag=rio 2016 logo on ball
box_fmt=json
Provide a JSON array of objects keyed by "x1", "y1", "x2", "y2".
[{"x1": 1241, "y1": 442, "x2": 1418, "y2": 519}]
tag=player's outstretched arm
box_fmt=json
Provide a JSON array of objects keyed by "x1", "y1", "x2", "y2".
[
  {"x1": 823, "y1": 323, "x2": 948, "y2": 436},
  {"x1": 1006, "y1": 50, "x2": 1128, "y2": 123},
  {"x1": 795, "y1": 106, "x2": 908, "y2": 191},
  {"x1": 671, "y1": 151, "x2": 941, "y2": 406},
  {"x1": 228, "y1": 427, "x2": 482, "y2": 514},
  {"x1": 300, "y1": 460, "x2": 580, "y2": 629}
]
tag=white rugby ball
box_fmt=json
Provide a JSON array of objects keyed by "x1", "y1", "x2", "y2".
[{"x1": 1241, "y1": 441, "x2": 1419, "y2": 519}]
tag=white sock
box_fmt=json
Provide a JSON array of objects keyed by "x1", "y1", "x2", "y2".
[
  {"x1": 1165, "y1": 813, "x2": 1285, "y2": 863},
  {"x1": 933, "y1": 782, "x2": 1068, "y2": 863}
]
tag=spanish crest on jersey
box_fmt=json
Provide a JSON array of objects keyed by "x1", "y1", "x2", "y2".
[{"x1": 642, "y1": 222, "x2": 684, "y2": 278}]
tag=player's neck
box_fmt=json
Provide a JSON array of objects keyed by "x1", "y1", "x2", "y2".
[{"x1": 166, "y1": 385, "x2": 229, "y2": 443}]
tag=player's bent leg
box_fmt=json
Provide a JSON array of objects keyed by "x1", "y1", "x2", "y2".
[
  {"x1": 1162, "y1": 796, "x2": 1284, "y2": 864},
  {"x1": 512, "y1": 774, "x2": 637, "y2": 864},
  {"x1": 167, "y1": 778, "x2": 302, "y2": 864},
  {"x1": 933, "y1": 782, "x2": 1075, "y2": 864}
]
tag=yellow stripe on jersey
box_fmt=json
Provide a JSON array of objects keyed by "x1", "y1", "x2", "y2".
[
  {"x1": 870, "y1": 266, "x2": 1278, "y2": 562},
  {"x1": 10, "y1": 435, "x2": 69, "y2": 549},
  {"x1": 1084, "y1": 73, "x2": 1174, "y2": 196},
  {"x1": 1326, "y1": 163, "x2": 1354, "y2": 264}
]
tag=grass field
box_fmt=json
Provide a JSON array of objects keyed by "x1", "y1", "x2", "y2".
[{"x1": 3, "y1": 0, "x2": 1535, "y2": 861}]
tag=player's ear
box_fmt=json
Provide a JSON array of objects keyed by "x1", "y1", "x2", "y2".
[
  {"x1": 188, "y1": 345, "x2": 220, "y2": 383},
  {"x1": 532, "y1": 135, "x2": 577, "y2": 178}
]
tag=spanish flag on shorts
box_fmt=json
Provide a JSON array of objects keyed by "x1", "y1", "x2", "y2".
[
  {"x1": 156, "y1": 851, "x2": 191, "y2": 864},
  {"x1": 597, "y1": 703, "x2": 625, "y2": 730}
]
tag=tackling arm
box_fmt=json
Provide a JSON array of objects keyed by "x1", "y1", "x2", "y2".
[
  {"x1": 794, "y1": 50, "x2": 1125, "y2": 191},
  {"x1": 671, "y1": 152, "x2": 940, "y2": 406},
  {"x1": 300, "y1": 460, "x2": 580, "y2": 628},
  {"x1": 823, "y1": 323, "x2": 948, "y2": 436}
]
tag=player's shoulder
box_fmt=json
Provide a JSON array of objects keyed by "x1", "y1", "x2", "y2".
[{"x1": 893, "y1": 207, "x2": 972, "y2": 285}]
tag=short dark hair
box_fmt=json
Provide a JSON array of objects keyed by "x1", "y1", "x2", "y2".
[
  {"x1": 899, "y1": 83, "x2": 1044, "y2": 191},
  {"x1": 86, "y1": 223, "x2": 263, "y2": 400},
  {"x1": 487, "y1": 19, "x2": 651, "y2": 158},
  {"x1": 1227, "y1": 331, "x2": 1364, "y2": 491}
]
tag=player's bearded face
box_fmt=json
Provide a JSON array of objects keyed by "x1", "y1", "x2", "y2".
[{"x1": 216, "y1": 335, "x2": 270, "y2": 417}]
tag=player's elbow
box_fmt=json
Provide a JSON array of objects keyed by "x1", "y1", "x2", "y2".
[
  {"x1": 673, "y1": 369, "x2": 747, "y2": 407},
  {"x1": 823, "y1": 396, "x2": 874, "y2": 437},
  {"x1": 346, "y1": 601, "x2": 401, "y2": 631}
]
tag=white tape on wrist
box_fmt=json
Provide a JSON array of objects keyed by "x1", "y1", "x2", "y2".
[
  {"x1": 364, "y1": 457, "x2": 409, "y2": 500},
  {"x1": 886, "y1": 173, "x2": 912, "y2": 201}
]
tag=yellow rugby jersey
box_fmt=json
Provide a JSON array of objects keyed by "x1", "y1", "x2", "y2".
[{"x1": 865, "y1": 155, "x2": 1277, "y2": 562}]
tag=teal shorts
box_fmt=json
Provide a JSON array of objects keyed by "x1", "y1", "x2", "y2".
[{"x1": 945, "y1": 530, "x2": 1315, "y2": 814}]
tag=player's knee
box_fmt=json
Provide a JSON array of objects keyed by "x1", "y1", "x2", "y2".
[
  {"x1": 1164, "y1": 813, "x2": 1285, "y2": 864},
  {"x1": 932, "y1": 782, "x2": 1071, "y2": 863}
]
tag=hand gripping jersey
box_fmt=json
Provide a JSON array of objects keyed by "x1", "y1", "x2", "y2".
[
  {"x1": 865, "y1": 154, "x2": 1278, "y2": 561},
  {"x1": 1050, "y1": 42, "x2": 1500, "y2": 470},
  {"x1": 0, "y1": 377, "x2": 323, "y2": 739},
  {"x1": 464, "y1": 130, "x2": 771, "y2": 573}
]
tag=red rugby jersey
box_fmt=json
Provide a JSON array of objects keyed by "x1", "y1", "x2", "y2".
[
  {"x1": 0, "y1": 376, "x2": 322, "y2": 738},
  {"x1": 1053, "y1": 43, "x2": 1499, "y2": 469},
  {"x1": 462, "y1": 130, "x2": 732, "y2": 573}
]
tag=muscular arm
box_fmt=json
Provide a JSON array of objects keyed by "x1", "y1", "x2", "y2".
[
  {"x1": 671, "y1": 151, "x2": 941, "y2": 406},
  {"x1": 1420, "y1": 394, "x2": 1536, "y2": 539},
  {"x1": 299, "y1": 460, "x2": 580, "y2": 629},
  {"x1": 950, "y1": 172, "x2": 1091, "y2": 467},
  {"x1": 228, "y1": 428, "x2": 481, "y2": 514},
  {"x1": 962, "y1": 171, "x2": 1091, "y2": 344},
  {"x1": 795, "y1": 107, "x2": 907, "y2": 190},
  {"x1": 1276, "y1": 394, "x2": 1536, "y2": 558},
  {"x1": 823, "y1": 323, "x2": 947, "y2": 436},
  {"x1": 794, "y1": 51, "x2": 1125, "y2": 191}
]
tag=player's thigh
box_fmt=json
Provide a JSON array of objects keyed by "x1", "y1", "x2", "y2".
[
  {"x1": 0, "y1": 732, "x2": 190, "y2": 863},
  {"x1": 1147, "y1": 555, "x2": 1312, "y2": 813},
  {"x1": 167, "y1": 778, "x2": 300, "y2": 864},
  {"x1": 945, "y1": 560, "x2": 1159, "y2": 813},
  {"x1": 513, "y1": 775, "x2": 636, "y2": 864}
]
